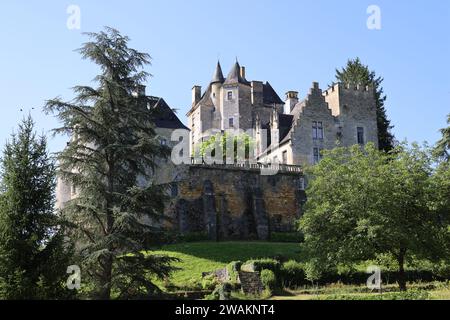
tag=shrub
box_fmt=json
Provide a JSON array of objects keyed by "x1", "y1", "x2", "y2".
[
  {"x1": 178, "y1": 232, "x2": 209, "y2": 243},
  {"x1": 270, "y1": 232, "x2": 304, "y2": 243},
  {"x1": 245, "y1": 259, "x2": 281, "y2": 276},
  {"x1": 321, "y1": 290, "x2": 430, "y2": 300},
  {"x1": 280, "y1": 260, "x2": 306, "y2": 287},
  {"x1": 227, "y1": 261, "x2": 242, "y2": 283},
  {"x1": 205, "y1": 283, "x2": 233, "y2": 300},
  {"x1": 261, "y1": 269, "x2": 277, "y2": 292},
  {"x1": 201, "y1": 275, "x2": 219, "y2": 291},
  {"x1": 184, "y1": 278, "x2": 202, "y2": 291}
]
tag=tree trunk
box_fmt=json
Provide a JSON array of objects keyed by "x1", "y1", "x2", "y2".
[
  {"x1": 397, "y1": 248, "x2": 407, "y2": 291},
  {"x1": 99, "y1": 256, "x2": 113, "y2": 300}
]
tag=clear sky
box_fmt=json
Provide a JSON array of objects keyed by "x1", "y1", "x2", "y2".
[{"x1": 0, "y1": 0, "x2": 449, "y2": 153}]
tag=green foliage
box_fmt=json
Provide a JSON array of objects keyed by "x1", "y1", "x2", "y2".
[
  {"x1": 0, "y1": 116, "x2": 73, "y2": 299},
  {"x1": 150, "y1": 242, "x2": 300, "y2": 290},
  {"x1": 227, "y1": 261, "x2": 242, "y2": 283},
  {"x1": 177, "y1": 232, "x2": 209, "y2": 243},
  {"x1": 280, "y1": 261, "x2": 306, "y2": 287},
  {"x1": 270, "y1": 232, "x2": 304, "y2": 243},
  {"x1": 260, "y1": 269, "x2": 276, "y2": 292},
  {"x1": 321, "y1": 290, "x2": 430, "y2": 300},
  {"x1": 206, "y1": 283, "x2": 232, "y2": 300},
  {"x1": 44, "y1": 27, "x2": 175, "y2": 299},
  {"x1": 195, "y1": 132, "x2": 254, "y2": 162},
  {"x1": 201, "y1": 274, "x2": 219, "y2": 291},
  {"x1": 433, "y1": 114, "x2": 450, "y2": 162},
  {"x1": 300, "y1": 143, "x2": 449, "y2": 291},
  {"x1": 244, "y1": 259, "x2": 281, "y2": 276},
  {"x1": 335, "y1": 57, "x2": 395, "y2": 152}
]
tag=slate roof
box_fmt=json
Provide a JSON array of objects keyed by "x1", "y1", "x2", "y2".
[
  {"x1": 224, "y1": 61, "x2": 250, "y2": 85},
  {"x1": 211, "y1": 61, "x2": 225, "y2": 84},
  {"x1": 262, "y1": 113, "x2": 294, "y2": 148},
  {"x1": 147, "y1": 96, "x2": 189, "y2": 130},
  {"x1": 263, "y1": 82, "x2": 284, "y2": 105}
]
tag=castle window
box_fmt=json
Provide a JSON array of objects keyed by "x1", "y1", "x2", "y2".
[
  {"x1": 357, "y1": 127, "x2": 365, "y2": 145},
  {"x1": 313, "y1": 121, "x2": 323, "y2": 140},
  {"x1": 312, "y1": 121, "x2": 317, "y2": 139},
  {"x1": 229, "y1": 118, "x2": 234, "y2": 128},
  {"x1": 318, "y1": 122, "x2": 324, "y2": 139},
  {"x1": 227, "y1": 91, "x2": 233, "y2": 101},
  {"x1": 160, "y1": 138, "x2": 167, "y2": 146},
  {"x1": 282, "y1": 151, "x2": 288, "y2": 164},
  {"x1": 313, "y1": 147, "x2": 322, "y2": 164}
]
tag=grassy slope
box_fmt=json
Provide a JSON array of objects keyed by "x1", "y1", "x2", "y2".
[{"x1": 150, "y1": 241, "x2": 302, "y2": 288}]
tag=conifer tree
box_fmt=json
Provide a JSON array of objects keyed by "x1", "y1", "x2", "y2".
[
  {"x1": 0, "y1": 116, "x2": 72, "y2": 299},
  {"x1": 44, "y1": 27, "x2": 175, "y2": 299},
  {"x1": 335, "y1": 58, "x2": 395, "y2": 152},
  {"x1": 433, "y1": 114, "x2": 450, "y2": 162}
]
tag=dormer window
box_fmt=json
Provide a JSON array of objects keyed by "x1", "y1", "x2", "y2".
[{"x1": 227, "y1": 91, "x2": 233, "y2": 101}]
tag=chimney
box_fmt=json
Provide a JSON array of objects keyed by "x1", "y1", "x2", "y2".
[
  {"x1": 192, "y1": 85, "x2": 201, "y2": 105},
  {"x1": 240, "y1": 66, "x2": 246, "y2": 79},
  {"x1": 284, "y1": 91, "x2": 298, "y2": 114}
]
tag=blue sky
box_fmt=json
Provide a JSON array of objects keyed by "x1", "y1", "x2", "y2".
[{"x1": 0, "y1": 0, "x2": 449, "y2": 153}]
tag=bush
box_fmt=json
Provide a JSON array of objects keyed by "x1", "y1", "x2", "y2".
[
  {"x1": 260, "y1": 269, "x2": 277, "y2": 292},
  {"x1": 227, "y1": 261, "x2": 242, "y2": 283},
  {"x1": 183, "y1": 278, "x2": 203, "y2": 291},
  {"x1": 201, "y1": 275, "x2": 219, "y2": 291},
  {"x1": 205, "y1": 283, "x2": 233, "y2": 300},
  {"x1": 321, "y1": 290, "x2": 430, "y2": 300},
  {"x1": 270, "y1": 232, "x2": 304, "y2": 243},
  {"x1": 178, "y1": 232, "x2": 209, "y2": 243},
  {"x1": 280, "y1": 260, "x2": 306, "y2": 287},
  {"x1": 245, "y1": 259, "x2": 281, "y2": 276}
]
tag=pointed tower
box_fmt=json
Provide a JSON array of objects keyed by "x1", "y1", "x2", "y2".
[
  {"x1": 211, "y1": 61, "x2": 224, "y2": 108},
  {"x1": 224, "y1": 60, "x2": 249, "y2": 85}
]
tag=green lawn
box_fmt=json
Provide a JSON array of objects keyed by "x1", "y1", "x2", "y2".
[{"x1": 149, "y1": 241, "x2": 302, "y2": 289}]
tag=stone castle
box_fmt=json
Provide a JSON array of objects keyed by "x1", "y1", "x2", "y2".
[
  {"x1": 188, "y1": 61, "x2": 378, "y2": 166},
  {"x1": 56, "y1": 60, "x2": 378, "y2": 241}
]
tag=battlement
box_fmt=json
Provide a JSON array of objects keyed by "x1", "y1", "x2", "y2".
[{"x1": 323, "y1": 82, "x2": 374, "y2": 96}]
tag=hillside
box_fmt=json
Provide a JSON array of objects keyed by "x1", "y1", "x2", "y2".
[{"x1": 149, "y1": 241, "x2": 302, "y2": 289}]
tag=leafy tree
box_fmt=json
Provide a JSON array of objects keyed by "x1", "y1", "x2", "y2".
[
  {"x1": 335, "y1": 58, "x2": 395, "y2": 152},
  {"x1": 44, "y1": 27, "x2": 175, "y2": 299},
  {"x1": 0, "y1": 116, "x2": 73, "y2": 299},
  {"x1": 299, "y1": 143, "x2": 447, "y2": 291},
  {"x1": 195, "y1": 132, "x2": 254, "y2": 162},
  {"x1": 433, "y1": 114, "x2": 450, "y2": 162}
]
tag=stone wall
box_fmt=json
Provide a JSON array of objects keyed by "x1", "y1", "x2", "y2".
[{"x1": 164, "y1": 164, "x2": 306, "y2": 241}]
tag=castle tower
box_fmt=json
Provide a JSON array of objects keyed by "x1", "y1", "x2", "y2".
[{"x1": 210, "y1": 61, "x2": 224, "y2": 108}]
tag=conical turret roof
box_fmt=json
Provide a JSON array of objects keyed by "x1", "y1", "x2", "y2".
[
  {"x1": 224, "y1": 61, "x2": 250, "y2": 85},
  {"x1": 211, "y1": 61, "x2": 225, "y2": 84}
]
